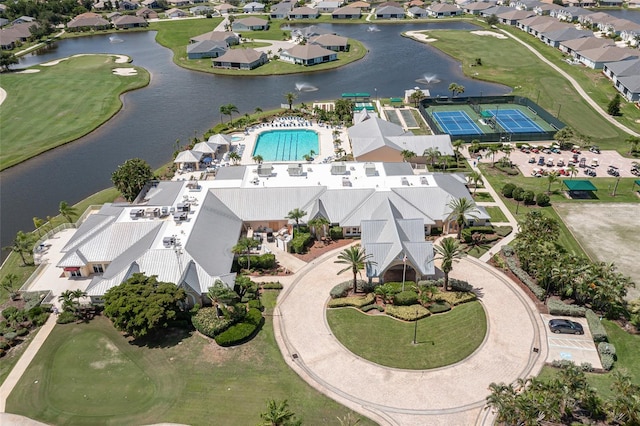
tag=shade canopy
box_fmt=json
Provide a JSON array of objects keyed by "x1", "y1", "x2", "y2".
[{"x1": 563, "y1": 180, "x2": 597, "y2": 191}]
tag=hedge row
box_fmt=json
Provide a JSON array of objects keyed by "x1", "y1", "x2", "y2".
[
  {"x1": 361, "y1": 304, "x2": 384, "y2": 313},
  {"x1": 418, "y1": 278, "x2": 472, "y2": 292},
  {"x1": 547, "y1": 299, "x2": 586, "y2": 317},
  {"x1": 503, "y1": 255, "x2": 546, "y2": 301},
  {"x1": 434, "y1": 291, "x2": 477, "y2": 306},
  {"x1": 394, "y1": 290, "x2": 418, "y2": 306},
  {"x1": 598, "y1": 342, "x2": 616, "y2": 357},
  {"x1": 289, "y1": 232, "x2": 313, "y2": 254},
  {"x1": 386, "y1": 304, "x2": 430, "y2": 321},
  {"x1": 261, "y1": 281, "x2": 283, "y2": 290},
  {"x1": 328, "y1": 293, "x2": 375, "y2": 308},
  {"x1": 330, "y1": 281, "x2": 351, "y2": 299},
  {"x1": 428, "y1": 301, "x2": 451, "y2": 314},
  {"x1": 238, "y1": 253, "x2": 276, "y2": 270},
  {"x1": 586, "y1": 309, "x2": 608, "y2": 343},
  {"x1": 215, "y1": 322, "x2": 258, "y2": 347},
  {"x1": 192, "y1": 307, "x2": 233, "y2": 338}
]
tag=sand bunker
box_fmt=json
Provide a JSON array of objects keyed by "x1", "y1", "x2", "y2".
[
  {"x1": 41, "y1": 54, "x2": 131, "y2": 67},
  {"x1": 0, "y1": 87, "x2": 6, "y2": 106},
  {"x1": 41, "y1": 57, "x2": 69, "y2": 66},
  {"x1": 16, "y1": 69, "x2": 41, "y2": 74},
  {"x1": 471, "y1": 30, "x2": 508, "y2": 39},
  {"x1": 405, "y1": 31, "x2": 437, "y2": 43},
  {"x1": 113, "y1": 67, "x2": 138, "y2": 76}
]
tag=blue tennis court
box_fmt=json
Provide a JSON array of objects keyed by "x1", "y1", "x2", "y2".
[
  {"x1": 432, "y1": 111, "x2": 482, "y2": 136},
  {"x1": 486, "y1": 109, "x2": 544, "y2": 134}
]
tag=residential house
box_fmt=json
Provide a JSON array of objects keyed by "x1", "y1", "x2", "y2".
[
  {"x1": 479, "y1": 5, "x2": 512, "y2": 17},
  {"x1": 243, "y1": 2, "x2": 266, "y2": 13},
  {"x1": 599, "y1": 19, "x2": 640, "y2": 39},
  {"x1": 426, "y1": 3, "x2": 461, "y2": 17},
  {"x1": 191, "y1": 30, "x2": 239, "y2": 45},
  {"x1": 629, "y1": 0, "x2": 640, "y2": 8},
  {"x1": 167, "y1": 0, "x2": 190, "y2": 6},
  {"x1": 165, "y1": 8, "x2": 188, "y2": 18},
  {"x1": 539, "y1": 27, "x2": 591, "y2": 47},
  {"x1": 137, "y1": 7, "x2": 159, "y2": 19},
  {"x1": 119, "y1": 0, "x2": 140, "y2": 10},
  {"x1": 107, "y1": 11, "x2": 122, "y2": 20},
  {"x1": 232, "y1": 17, "x2": 269, "y2": 31},
  {"x1": 316, "y1": 1, "x2": 342, "y2": 12},
  {"x1": 559, "y1": 36, "x2": 613, "y2": 55},
  {"x1": 575, "y1": 46, "x2": 638, "y2": 69},
  {"x1": 462, "y1": 1, "x2": 496, "y2": 15},
  {"x1": 271, "y1": 1, "x2": 293, "y2": 18},
  {"x1": 280, "y1": 44, "x2": 338, "y2": 65},
  {"x1": 550, "y1": 6, "x2": 591, "y2": 22},
  {"x1": 12, "y1": 16, "x2": 36, "y2": 25},
  {"x1": 516, "y1": 15, "x2": 557, "y2": 34},
  {"x1": 216, "y1": 3, "x2": 237, "y2": 14},
  {"x1": 376, "y1": 5, "x2": 405, "y2": 19},
  {"x1": 291, "y1": 25, "x2": 335, "y2": 39},
  {"x1": 407, "y1": 6, "x2": 429, "y2": 17},
  {"x1": 0, "y1": 28, "x2": 21, "y2": 50},
  {"x1": 112, "y1": 15, "x2": 148, "y2": 28},
  {"x1": 599, "y1": 0, "x2": 622, "y2": 6},
  {"x1": 407, "y1": 0, "x2": 425, "y2": 7},
  {"x1": 190, "y1": 5, "x2": 212, "y2": 15},
  {"x1": 350, "y1": 1, "x2": 372, "y2": 11},
  {"x1": 579, "y1": 12, "x2": 615, "y2": 28},
  {"x1": 332, "y1": 6, "x2": 361, "y2": 18},
  {"x1": 187, "y1": 40, "x2": 228, "y2": 59},
  {"x1": 289, "y1": 6, "x2": 320, "y2": 19},
  {"x1": 67, "y1": 12, "x2": 111, "y2": 31},
  {"x1": 0, "y1": 18, "x2": 9, "y2": 28},
  {"x1": 603, "y1": 58, "x2": 640, "y2": 101},
  {"x1": 141, "y1": 0, "x2": 159, "y2": 8},
  {"x1": 213, "y1": 48, "x2": 267, "y2": 69},
  {"x1": 564, "y1": 0, "x2": 596, "y2": 6},
  {"x1": 309, "y1": 33, "x2": 349, "y2": 51},
  {"x1": 496, "y1": 9, "x2": 534, "y2": 25},
  {"x1": 532, "y1": 2, "x2": 562, "y2": 15}
]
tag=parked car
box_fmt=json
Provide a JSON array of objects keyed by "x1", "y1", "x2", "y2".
[
  {"x1": 528, "y1": 156, "x2": 536, "y2": 164},
  {"x1": 584, "y1": 167, "x2": 596, "y2": 177},
  {"x1": 557, "y1": 159, "x2": 565, "y2": 167},
  {"x1": 548, "y1": 319, "x2": 584, "y2": 335},
  {"x1": 531, "y1": 168, "x2": 543, "y2": 177},
  {"x1": 607, "y1": 166, "x2": 620, "y2": 177},
  {"x1": 589, "y1": 146, "x2": 600, "y2": 154},
  {"x1": 632, "y1": 162, "x2": 640, "y2": 176},
  {"x1": 546, "y1": 158, "x2": 554, "y2": 167},
  {"x1": 538, "y1": 156, "x2": 545, "y2": 166}
]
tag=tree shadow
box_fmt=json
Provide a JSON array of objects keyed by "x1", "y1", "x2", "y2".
[
  {"x1": 129, "y1": 326, "x2": 194, "y2": 349},
  {"x1": 472, "y1": 287, "x2": 485, "y2": 299}
]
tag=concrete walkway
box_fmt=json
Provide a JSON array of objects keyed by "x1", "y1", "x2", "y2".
[{"x1": 273, "y1": 247, "x2": 547, "y2": 425}]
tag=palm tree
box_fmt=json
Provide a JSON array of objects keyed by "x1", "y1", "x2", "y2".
[
  {"x1": 33, "y1": 217, "x2": 44, "y2": 236},
  {"x1": 467, "y1": 170, "x2": 483, "y2": 194},
  {"x1": 286, "y1": 208, "x2": 307, "y2": 233},
  {"x1": 500, "y1": 144, "x2": 513, "y2": 163},
  {"x1": 447, "y1": 197, "x2": 479, "y2": 240},
  {"x1": 229, "y1": 151, "x2": 241, "y2": 165},
  {"x1": 232, "y1": 237, "x2": 260, "y2": 270},
  {"x1": 3, "y1": 230, "x2": 36, "y2": 266},
  {"x1": 625, "y1": 135, "x2": 640, "y2": 155},
  {"x1": 219, "y1": 104, "x2": 229, "y2": 123},
  {"x1": 448, "y1": 83, "x2": 464, "y2": 98},
  {"x1": 253, "y1": 154, "x2": 264, "y2": 164},
  {"x1": 1, "y1": 273, "x2": 18, "y2": 300},
  {"x1": 434, "y1": 237, "x2": 465, "y2": 291},
  {"x1": 400, "y1": 149, "x2": 416, "y2": 163},
  {"x1": 488, "y1": 145, "x2": 500, "y2": 167},
  {"x1": 567, "y1": 164, "x2": 578, "y2": 179},
  {"x1": 225, "y1": 103, "x2": 238, "y2": 125},
  {"x1": 409, "y1": 89, "x2": 425, "y2": 107},
  {"x1": 335, "y1": 245, "x2": 375, "y2": 294},
  {"x1": 547, "y1": 171, "x2": 559, "y2": 194},
  {"x1": 59, "y1": 200, "x2": 77, "y2": 223},
  {"x1": 308, "y1": 216, "x2": 330, "y2": 240},
  {"x1": 284, "y1": 92, "x2": 297, "y2": 110},
  {"x1": 260, "y1": 399, "x2": 297, "y2": 426},
  {"x1": 58, "y1": 289, "x2": 78, "y2": 313},
  {"x1": 207, "y1": 280, "x2": 239, "y2": 317},
  {"x1": 452, "y1": 139, "x2": 464, "y2": 164},
  {"x1": 254, "y1": 106, "x2": 263, "y2": 115},
  {"x1": 422, "y1": 147, "x2": 441, "y2": 169}
]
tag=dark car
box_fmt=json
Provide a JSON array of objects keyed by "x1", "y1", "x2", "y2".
[{"x1": 549, "y1": 319, "x2": 584, "y2": 335}]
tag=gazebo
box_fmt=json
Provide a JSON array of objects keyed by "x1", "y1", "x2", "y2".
[
  {"x1": 563, "y1": 179, "x2": 597, "y2": 198},
  {"x1": 174, "y1": 150, "x2": 204, "y2": 171}
]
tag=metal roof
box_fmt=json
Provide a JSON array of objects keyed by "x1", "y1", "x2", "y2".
[{"x1": 564, "y1": 180, "x2": 598, "y2": 191}]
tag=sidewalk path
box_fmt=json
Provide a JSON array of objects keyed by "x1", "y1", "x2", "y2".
[{"x1": 273, "y1": 247, "x2": 547, "y2": 425}]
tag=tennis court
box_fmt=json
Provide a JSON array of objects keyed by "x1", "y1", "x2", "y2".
[
  {"x1": 484, "y1": 108, "x2": 544, "y2": 134},
  {"x1": 432, "y1": 111, "x2": 482, "y2": 136}
]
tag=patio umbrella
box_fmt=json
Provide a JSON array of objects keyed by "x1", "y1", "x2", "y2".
[{"x1": 202, "y1": 157, "x2": 213, "y2": 164}]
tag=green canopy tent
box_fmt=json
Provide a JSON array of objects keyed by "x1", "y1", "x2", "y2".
[{"x1": 564, "y1": 179, "x2": 597, "y2": 198}]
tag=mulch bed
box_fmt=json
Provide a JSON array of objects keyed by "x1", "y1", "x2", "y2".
[{"x1": 291, "y1": 239, "x2": 353, "y2": 263}]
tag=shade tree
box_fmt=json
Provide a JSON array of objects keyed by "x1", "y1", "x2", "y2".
[{"x1": 111, "y1": 158, "x2": 154, "y2": 202}]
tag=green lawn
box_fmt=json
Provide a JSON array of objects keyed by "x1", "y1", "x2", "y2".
[
  {"x1": 473, "y1": 191, "x2": 494, "y2": 202},
  {"x1": 484, "y1": 206, "x2": 508, "y2": 222},
  {"x1": 537, "y1": 320, "x2": 640, "y2": 400},
  {"x1": 6, "y1": 291, "x2": 373, "y2": 425},
  {"x1": 428, "y1": 30, "x2": 630, "y2": 151},
  {"x1": 150, "y1": 18, "x2": 367, "y2": 76},
  {"x1": 0, "y1": 55, "x2": 149, "y2": 171},
  {"x1": 326, "y1": 301, "x2": 486, "y2": 370}
]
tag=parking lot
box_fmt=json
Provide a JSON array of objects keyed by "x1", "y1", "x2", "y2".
[
  {"x1": 485, "y1": 143, "x2": 639, "y2": 178},
  {"x1": 541, "y1": 314, "x2": 602, "y2": 369}
]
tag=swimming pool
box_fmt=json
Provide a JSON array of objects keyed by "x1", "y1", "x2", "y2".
[{"x1": 252, "y1": 130, "x2": 319, "y2": 162}]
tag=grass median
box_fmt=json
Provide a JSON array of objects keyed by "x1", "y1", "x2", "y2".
[
  {"x1": 326, "y1": 301, "x2": 487, "y2": 370},
  {"x1": 0, "y1": 55, "x2": 149, "y2": 171},
  {"x1": 6, "y1": 291, "x2": 373, "y2": 425}
]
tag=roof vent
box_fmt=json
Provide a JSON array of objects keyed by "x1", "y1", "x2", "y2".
[
  {"x1": 288, "y1": 163, "x2": 304, "y2": 176},
  {"x1": 331, "y1": 162, "x2": 347, "y2": 175},
  {"x1": 401, "y1": 177, "x2": 410, "y2": 186}
]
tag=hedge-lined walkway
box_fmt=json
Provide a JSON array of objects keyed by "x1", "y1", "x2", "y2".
[{"x1": 273, "y1": 247, "x2": 547, "y2": 426}]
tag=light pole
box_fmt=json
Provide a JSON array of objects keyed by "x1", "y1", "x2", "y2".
[
  {"x1": 413, "y1": 308, "x2": 418, "y2": 344},
  {"x1": 374, "y1": 87, "x2": 378, "y2": 103}
]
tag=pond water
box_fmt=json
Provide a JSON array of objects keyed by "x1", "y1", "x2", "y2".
[{"x1": 0, "y1": 22, "x2": 510, "y2": 257}]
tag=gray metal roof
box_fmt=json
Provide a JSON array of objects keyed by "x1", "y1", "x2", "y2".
[
  {"x1": 311, "y1": 188, "x2": 375, "y2": 223},
  {"x1": 383, "y1": 162, "x2": 414, "y2": 176},
  {"x1": 604, "y1": 58, "x2": 640, "y2": 76},
  {"x1": 215, "y1": 165, "x2": 247, "y2": 180},
  {"x1": 187, "y1": 40, "x2": 227, "y2": 54},
  {"x1": 144, "y1": 181, "x2": 184, "y2": 206},
  {"x1": 386, "y1": 134, "x2": 454, "y2": 156}
]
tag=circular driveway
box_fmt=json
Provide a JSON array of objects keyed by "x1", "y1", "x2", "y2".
[{"x1": 273, "y1": 251, "x2": 546, "y2": 425}]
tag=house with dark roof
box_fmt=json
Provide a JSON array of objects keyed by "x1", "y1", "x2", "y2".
[
  {"x1": 462, "y1": 1, "x2": 495, "y2": 14},
  {"x1": 309, "y1": 34, "x2": 349, "y2": 51},
  {"x1": 289, "y1": 6, "x2": 319, "y2": 19},
  {"x1": 332, "y1": 6, "x2": 361, "y2": 18},
  {"x1": 270, "y1": 1, "x2": 293, "y2": 18},
  {"x1": 136, "y1": 7, "x2": 159, "y2": 19},
  {"x1": 407, "y1": 6, "x2": 429, "y2": 18},
  {"x1": 187, "y1": 40, "x2": 228, "y2": 59},
  {"x1": 213, "y1": 48, "x2": 268, "y2": 69},
  {"x1": 496, "y1": 9, "x2": 534, "y2": 25},
  {"x1": 426, "y1": 3, "x2": 461, "y2": 17},
  {"x1": 603, "y1": 58, "x2": 640, "y2": 101},
  {"x1": 280, "y1": 44, "x2": 338, "y2": 65},
  {"x1": 232, "y1": 17, "x2": 269, "y2": 31},
  {"x1": 376, "y1": 5, "x2": 405, "y2": 19},
  {"x1": 167, "y1": 0, "x2": 190, "y2": 6},
  {"x1": 112, "y1": 15, "x2": 148, "y2": 29},
  {"x1": 539, "y1": 27, "x2": 591, "y2": 47},
  {"x1": 575, "y1": 46, "x2": 638, "y2": 69},
  {"x1": 559, "y1": 36, "x2": 613, "y2": 55},
  {"x1": 67, "y1": 13, "x2": 111, "y2": 31}
]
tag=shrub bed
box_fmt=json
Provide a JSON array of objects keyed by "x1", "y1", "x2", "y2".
[
  {"x1": 386, "y1": 304, "x2": 430, "y2": 321},
  {"x1": 600, "y1": 353, "x2": 614, "y2": 371},
  {"x1": 393, "y1": 290, "x2": 418, "y2": 306},
  {"x1": 495, "y1": 226, "x2": 513, "y2": 237},
  {"x1": 261, "y1": 281, "x2": 283, "y2": 290},
  {"x1": 289, "y1": 232, "x2": 313, "y2": 254},
  {"x1": 329, "y1": 226, "x2": 343, "y2": 240},
  {"x1": 586, "y1": 309, "x2": 608, "y2": 342},
  {"x1": 503, "y1": 255, "x2": 546, "y2": 301},
  {"x1": 360, "y1": 304, "x2": 384, "y2": 313},
  {"x1": 330, "y1": 281, "x2": 351, "y2": 299},
  {"x1": 418, "y1": 278, "x2": 472, "y2": 292},
  {"x1": 434, "y1": 291, "x2": 477, "y2": 306},
  {"x1": 547, "y1": 299, "x2": 586, "y2": 317},
  {"x1": 238, "y1": 253, "x2": 276, "y2": 270},
  {"x1": 328, "y1": 293, "x2": 375, "y2": 308},
  {"x1": 597, "y1": 342, "x2": 616, "y2": 358},
  {"x1": 191, "y1": 307, "x2": 233, "y2": 338},
  {"x1": 56, "y1": 311, "x2": 76, "y2": 324},
  {"x1": 244, "y1": 307, "x2": 263, "y2": 326},
  {"x1": 428, "y1": 301, "x2": 451, "y2": 314},
  {"x1": 215, "y1": 322, "x2": 258, "y2": 346}
]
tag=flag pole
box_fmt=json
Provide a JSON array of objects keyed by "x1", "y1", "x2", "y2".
[{"x1": 402, "y1": 253, "x2": 407, "y2": 292}]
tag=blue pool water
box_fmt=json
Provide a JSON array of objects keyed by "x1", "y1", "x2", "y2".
[
  {"x1": 253, "y1": 130, "x2": 319, "y2": 161},
  {"x1": 231, "y1": 136, "x2": 244, "y2": 142}
]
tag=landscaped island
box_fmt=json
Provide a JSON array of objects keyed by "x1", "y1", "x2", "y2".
[{"x1": 0, "y1": 54, "x2": 149, "y2": 171}]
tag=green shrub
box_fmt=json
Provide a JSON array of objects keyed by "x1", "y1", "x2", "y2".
[
  {"x1": 384, "y1": 281, "x2": 415, "y2": 293},
  {"x1": 247, "y1": 299, "x2": 263, "y2": 311},
  {"x1": 329, "y1": 226, "x2": 343, "y2": 240},
  {"x1": 2, "y1": 307, "x2": 18, "y2": 320},
  {"x1": 360, "y1": 304, "x2": 384, "y2": 313},
  {"x1": 214, "y1": 322, "x2": 258, "y2": 346},
  {"x1": 504, "y1": 256, "x2": 545, "y2": 301},
  {"x1": 496, "y1": 164, "x2": 519, "y2": 175},
  {"x1": 191, "y1": 307, "x2": 233, "y2": 338},
  {"x1": 598, "y1": 342, "x2": 616, "y2": 358},
  {"x1": 261, "y1": 281, "x2": 283, "y2": 290},
  {"x1": 328, "y1": 293, "x2": 375, "y2": 308},
  {"x1": 536, "y1": 192, "x2": 550, "y2": 206},
  {"x1": 245, "y1": 307, "x2": 263, "y2": 326},
  {"x1": 547, "y1": 299, "x2": 586, "y2": 317},
  {"x1": 466, "y1": 226, "x2": 494, "y2": 234},
  {"x1": 15, "y1": 328, "x2": 28, "y2": 337},
  {"x1": 3, "y1": 332, "x2": 17, "y2": 342},
  {"x1": 289, "y1": 232, "x2": 313, "y2": 254},
  {"x1": 495, "y1": 226, "x2": 512, "y2": 237},
  {"x1": 393, "y1": 290, "x2": 418, "y2": 306},
  {"x1": 586, "y1": 309, "x2": 608, "y2": 342},
  {"x1": 386, "y1": 304, "x2": 430, "y2": 321},
  {"x1": 330, "y1": 281, "x2": 351, "y2": 299},
  {"x1": 56, "y1": 311, "x2": 76, "y2": 324},
  {"x1": 256, "y1": 253, "x2": 276, "y2": 269},
  {"x1": 523, "y1": 190, "x2": 535, "y2": 205},
  {"x1": 600, "y1": 353, "x2": 614, "y2": 371},
  {"x1": 428, "y1": 301, "x2": 451, "y2": 314},
  {"x1": 512, "y1": 187, "x2": 525, "y2": 201},
  {"x1": 450, "y1": 279, "x2": 473, "y2": 292},
  {"x1": 580, "y1": 362, "x2": 593, "y2": 372},
  {"x1": 0, "y1": 340, "x2": 10, "y2": 350},
  {"x1": 502, "y1": 183, "x2": 516, "y2": 198},
  {"x1": 32, "y1": 312, "x2": 50, "y2": 327},
  {"x1": 502, "y1": 245, "x2": 515, "y2": 257},
  {"x1": 434, "y1": 291, "x2": 477, "y2": 306}
]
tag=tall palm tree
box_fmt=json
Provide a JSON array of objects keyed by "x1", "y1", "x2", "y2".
[
  {"x1": 308, "y1": 216, "x2": 330, "y2": 240},
  {"x1": 447, "y1": 197, "x2": 479, "y2": 240},
  {"x1": 422, "y1": 147, "x2": 441, "y2": 169},
  {"x1": 488, "y1": 145, "x2": 500, "y2": 167},
  {"x1": 260, "y1": 399, "x2": 297, "y2": 426},
  {"x1": 58, "y1": 289, "x2": 78, "y2": 313},
  {"x1": 253, "y1": 154, "x2": 264, "y2": 164},
  {"x1": 225, "y1": 103, "x2": 239, "y2": 125},
  {"x1": 400, "y1": 149, "x2": 416, "y2": 163},
  {"x1": 229, "y1": 151, "x2": 241, "y2": 165},
  {"x1": 409, "y1": 89, "x2": 425, "y2": 107},
  {"x1": 335, "y1": 245, "x2": 375, "y2": 294},
  {"x1": 59, "y1": 200, "x2": 77, "y2": 223},
  {"x1": 547, "y1": 171, "x2": 559, "y2": 194},
  {"x1": 284, "y1": 92, "x2": 297, "y2": 110},
  {"x1": 1, "y1": 273, "x2": 18, "y2": 299},
  {"x1": 452, "y1": 139, "x2": 464, "y2": 164},
  {"x1": 434, "y1": 237, "x2": 465, "y2": 291},
  {"x1": 286, "y1": 208, "x2": 307, "y2": 233},
  {"x1": 467, "y1": 170, "x2": 483, "y2": 194},
  {"x1": 3, "y1": 230, "x2": 36, "y2": 266},
  {"x1": 219, "y1": 104, "x2": 229, "y2": 123},
  {"x1": 232, "y1": 237, "x2": 259, "y2": 270},
  {"x1": 448, "y1": 83, "x2": 464, "y2": 98},
  {"x1": 567, "y1": 164, "x2": 578, "y2": 179},
  {"x1": 33, "y1": 217, "x2": 44, "y2": 237}
]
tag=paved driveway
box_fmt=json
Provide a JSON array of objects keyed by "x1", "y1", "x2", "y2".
[
  {"x1": 274, "y1": 251, "x2": 547, "y2": 425},
  {"x1": 540, "y1": 314, "x2": 602, "y2": 369}
]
